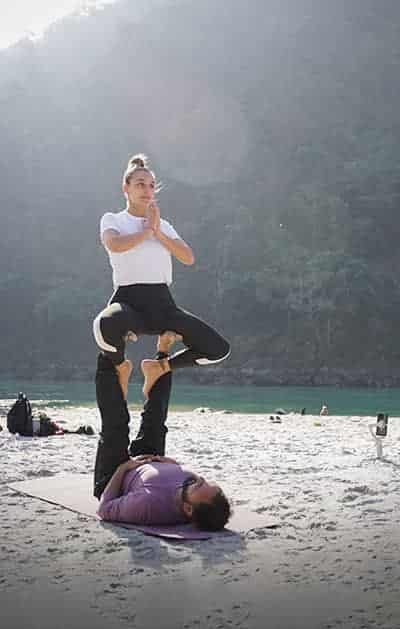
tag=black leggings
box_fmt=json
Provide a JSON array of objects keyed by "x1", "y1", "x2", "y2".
[
  {"x1": 93, "y1": 283, "x2": 230, "y2": 368},
  {"x1": 94, "y1": 353, "x2": 172, "y2": 499}
]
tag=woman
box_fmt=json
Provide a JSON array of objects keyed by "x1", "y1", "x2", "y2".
[{"x1": 93, "y1": 154, "x2": 230, "y2": 398}]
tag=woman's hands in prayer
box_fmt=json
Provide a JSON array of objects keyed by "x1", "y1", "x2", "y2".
[{"x1": 146, "y1": 202, "x2": 161, "y2": 236}]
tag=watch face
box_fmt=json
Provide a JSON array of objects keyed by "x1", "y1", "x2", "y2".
[{"x1": 376, "y1": 413, "x2": 388, "y2": 437}]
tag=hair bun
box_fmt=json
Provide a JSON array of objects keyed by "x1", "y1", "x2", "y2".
[{"x1": 127, "y1": 153, "x2": 148, "y2": 169}]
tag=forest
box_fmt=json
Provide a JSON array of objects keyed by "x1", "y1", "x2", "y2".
[{"x1": 1, "y1": 0, "x2": 400, "y2": 385}]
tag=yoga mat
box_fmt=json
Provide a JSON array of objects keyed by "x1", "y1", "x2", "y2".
[{"x1": 9, "y1": 474, "x2": 279, "y2": 541}]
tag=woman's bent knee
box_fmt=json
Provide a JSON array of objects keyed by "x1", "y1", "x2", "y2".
[{"x1": 93, "y1": 302, "x2": 134, "y2": 364}]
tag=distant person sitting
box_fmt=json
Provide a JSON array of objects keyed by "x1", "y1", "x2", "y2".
[
  {"x1": 7, "y1": 393, "x2": 94, "y2": 437},
  {"x1": 94, "y1": 332, "x2": 231, "y2": 531},
  {"x1": 319, "y1": 404, "x2": 328, "y2": 416}
]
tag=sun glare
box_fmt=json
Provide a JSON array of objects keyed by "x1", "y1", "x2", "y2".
[{"x1": 0, "y1": 0, "x2": 115, "y2": 49}]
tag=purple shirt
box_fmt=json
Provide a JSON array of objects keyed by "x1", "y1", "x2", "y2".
[{"x1": 97, "y1": 462, "x2": 194, "y2": 525}]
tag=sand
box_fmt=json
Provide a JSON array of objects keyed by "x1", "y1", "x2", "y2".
[{"x1": 1, "y1": 405, "x2": 400, "y2": 629}]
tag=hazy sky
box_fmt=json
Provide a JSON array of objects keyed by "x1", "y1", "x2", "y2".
[{"x1": 0, "y1": 1, "x2": 114, "y2": 49}]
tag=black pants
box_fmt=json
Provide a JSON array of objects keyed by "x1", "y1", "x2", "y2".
[
  {"x1": 93, "y1": 353, "x2": 172, "y2": 499},
  {"x1": 93, "y1": 283, "x2": 230, "y2": 367}
]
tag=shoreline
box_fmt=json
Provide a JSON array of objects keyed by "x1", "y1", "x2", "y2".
[
  {"x1": 0, "y1": 402, "x2": 397, "y2": 419},
  {"x1": 3, "y1": 364, "x2": 400, "y2": 387},
  {"x1": 1, "y1": 378, "x2": 399, "y2": 417}
]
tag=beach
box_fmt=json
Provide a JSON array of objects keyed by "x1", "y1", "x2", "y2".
[{"x1": 1, "y1": 406, "x2": 399, "y2": 629}]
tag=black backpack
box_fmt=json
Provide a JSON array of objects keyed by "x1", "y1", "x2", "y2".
[{"x1": 7, "y1": 393, "x2": 33, "y2": 436}]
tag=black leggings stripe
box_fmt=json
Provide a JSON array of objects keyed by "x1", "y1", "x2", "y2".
[{"x1": 93, "y1": 283, "x2": 230, "y2": 368}]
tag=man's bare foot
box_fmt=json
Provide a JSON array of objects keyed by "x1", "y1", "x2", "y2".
[
  {"x1": 157, "y1": 331, "x2": 183, "y2": 355},
  {"x1": 141, "y1": 358, "x2": 171, "y2": 398},
  {"x1": 115, "y1": 359, "x2": 133, "y2": 400}
]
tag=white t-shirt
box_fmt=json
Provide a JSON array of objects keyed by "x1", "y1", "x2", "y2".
[{"x1": 100, "y1": 210, "x2": 180, "y2": 288}]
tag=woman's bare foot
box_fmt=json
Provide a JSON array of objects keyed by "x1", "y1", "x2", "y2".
[
  {"x1": 157, "y1": 331, "x2": 183, "y2": 355},
  {"x1": 141, "y1": 358, "x2": 171, "y2": 398},
  {"x1": 115, "y1": 359, "x2": 133, "y2": 400}
]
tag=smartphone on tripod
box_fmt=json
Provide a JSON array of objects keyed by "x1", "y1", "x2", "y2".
[{"x1": 376, "y1": 413, "x2": 389, "y2": 437}]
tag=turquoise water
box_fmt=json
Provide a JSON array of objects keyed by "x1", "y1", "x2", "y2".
[{"x1": 0, "y1": 379, "x2": 399, "y2": 416}]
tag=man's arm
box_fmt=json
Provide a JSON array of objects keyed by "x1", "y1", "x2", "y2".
[
  {"x1": 100, "y1": 456, "x2": 157, "y2": 501},
  {"x1": 98, "y1": 487, "x2": 153, "y2": 523},
  {"x1": 97, "y1": 456, "x2": 157, "y2": 522}
]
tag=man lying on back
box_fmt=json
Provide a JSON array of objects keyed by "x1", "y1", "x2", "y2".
[{"x1": 94, "y1": 332, "x2": 231, "y2": 531}]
